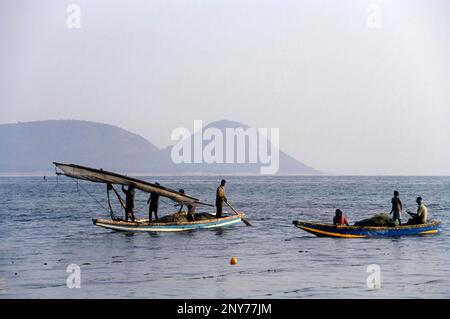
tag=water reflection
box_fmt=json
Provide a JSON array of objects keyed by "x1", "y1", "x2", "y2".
[{"x1": 1, "y1": 175, "x2": 449, "y2": 298}]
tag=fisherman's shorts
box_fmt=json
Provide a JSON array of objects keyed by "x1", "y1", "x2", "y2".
[{"x1": 393, "y1": 211, "x2": 402, "y2": 220}]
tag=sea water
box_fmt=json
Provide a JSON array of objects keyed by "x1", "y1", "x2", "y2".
[{"x1": 0, "y1": 176, "x2": 449, "y2": 298}]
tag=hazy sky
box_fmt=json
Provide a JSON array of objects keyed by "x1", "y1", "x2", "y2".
[{"x1": 1, "y1": 0, "x2": 449, "y2": 175}]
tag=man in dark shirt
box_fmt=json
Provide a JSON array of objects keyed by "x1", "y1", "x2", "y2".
[
  {"x1": 390, "y1": 190, "x2": 403, "y2": 225},
  {"x1": 148, "y1": 182, "x2": 160, "y2": 223},
  {"x1": 175, "y1": 189, "x2": 185, "y2": 213},
  {"x1": 122, "y1": 184, "x2": 136, "y2": 222}
]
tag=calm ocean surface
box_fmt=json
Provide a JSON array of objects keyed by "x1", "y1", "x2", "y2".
[{"x1": 0, "y1": 176, "x2": 449, "y2": 298}]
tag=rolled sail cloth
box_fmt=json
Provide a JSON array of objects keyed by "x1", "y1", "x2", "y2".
[
  {"x1": 53, "y1": 162, "x2": 213, "y2": 207},
  {"x1": 354, "y1": 213, "x2": 397, "y2": 227}
]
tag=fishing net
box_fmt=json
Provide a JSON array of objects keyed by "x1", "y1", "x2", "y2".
[
  {"x1": 158, "y1": 212, "x2": 217, "y2": 223},
  {"x1": 354, "y1": 213, "x2": 397, "y2": 227}
]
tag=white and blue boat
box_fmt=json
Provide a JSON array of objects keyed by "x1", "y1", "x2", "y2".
[
  {"x1": 54, "y1": 162, "x2": 249, "y2": 233},
  {"x1": 93, "y1": 214, "x2": 245, "y2": 232}
]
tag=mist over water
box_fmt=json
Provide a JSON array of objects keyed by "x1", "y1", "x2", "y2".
[{"x1": 0, "y1": 176, "x2": 449, "y2": 298}]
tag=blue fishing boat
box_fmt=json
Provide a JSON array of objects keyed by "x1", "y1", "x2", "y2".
[
  {"x1": 54, "y1": 162, "x2": 250, "y2": 232},
  {"x1": 292, "y1": 220, "x2": 441, "y2": 238},
  {"x1": 93, "y1": 214, "x2": 245, "y2": 232}
]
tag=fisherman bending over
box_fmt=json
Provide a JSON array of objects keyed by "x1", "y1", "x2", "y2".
[
  {"x1": 173, "y1": 188, "x2": 196, "y2": 220},
  {"x1": 122, "y1": 184, "x2": 136, "y2": 222},
  {"x1": 390, "y1": 190, "x2": 403, "y2": 225},
  {"x1": 215, "y1": 179, "x2": 227, "y2": 218},
  {"x1": 333, "y1": 209, "x2": 349, "y2": 226},
  {"x1": 187, "y1": 204, "x2": 196, "y2": 221},
  {"x1": 407, "y1": 197, "x2": 428, "y2": 225},
  {"x1": 147, "y1": 182, "x2": 160, "y2": 223}
]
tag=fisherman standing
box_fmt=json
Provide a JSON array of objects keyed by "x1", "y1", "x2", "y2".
[
  {"x1": 390, "y1": 190, "x2": 403, "y2": 225},
  {"x1": 147, "y1": 182, "x2": 160, "y2": 223},
  {"x1": 122, "y1": 184, "x2": 136, "y2": 222},
  {"x1": 215, "y1": 179, "x2": 227, "y2": 218}
]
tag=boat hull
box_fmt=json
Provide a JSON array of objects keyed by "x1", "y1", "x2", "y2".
[
  {"x1": 292, "y1": 220, "x2": 441, "y2": 238},
  {"x1": 93, "y1": 214, "x2": 245, "y2": 232}
]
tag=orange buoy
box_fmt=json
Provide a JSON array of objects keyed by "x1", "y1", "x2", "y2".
[{"x1": 230, "y1": 257, "x2": 238, "y2": 265}]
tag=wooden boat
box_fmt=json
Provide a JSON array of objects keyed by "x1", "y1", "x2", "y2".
[
  {"x1": 54, "y1": 162, "x2": 249, "y2": 232},
  {"x1": 292, "y1": 220, "x2": 441, "y2": 238},
  {"x1": 93, "y1": 214, "x2": 245, "y2": 232}
]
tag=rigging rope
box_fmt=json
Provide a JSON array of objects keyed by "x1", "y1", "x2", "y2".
[
  {"x1": 66, "y1": 177, "x2": 189, "y2": 216},
  {"x1": 55, "y1": 166, "x2": 59, "y2": 186},
  {"x1": 70, "y1": 177, "x2": 108, "y2": 212},
  {"x1": 106, "y1": 184, "x2": 120, "y2": 220}
]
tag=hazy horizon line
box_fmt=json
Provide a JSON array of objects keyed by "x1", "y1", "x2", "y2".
[{"x1": 1, "y1": 173, "x2": 449, "y2": 178}]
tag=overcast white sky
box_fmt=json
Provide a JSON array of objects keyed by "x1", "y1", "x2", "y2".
[{"x1": 1, "y1": 0, "x2": 449, "y2": 175}]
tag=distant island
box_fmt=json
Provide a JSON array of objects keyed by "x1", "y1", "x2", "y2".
[{"x1": 0, "y1": 120, "x2": 320, "y2": 175}]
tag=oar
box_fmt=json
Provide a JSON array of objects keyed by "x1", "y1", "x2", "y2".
[{"x1": 225, "y1": 201, "x2": 252, "y2": 226}]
